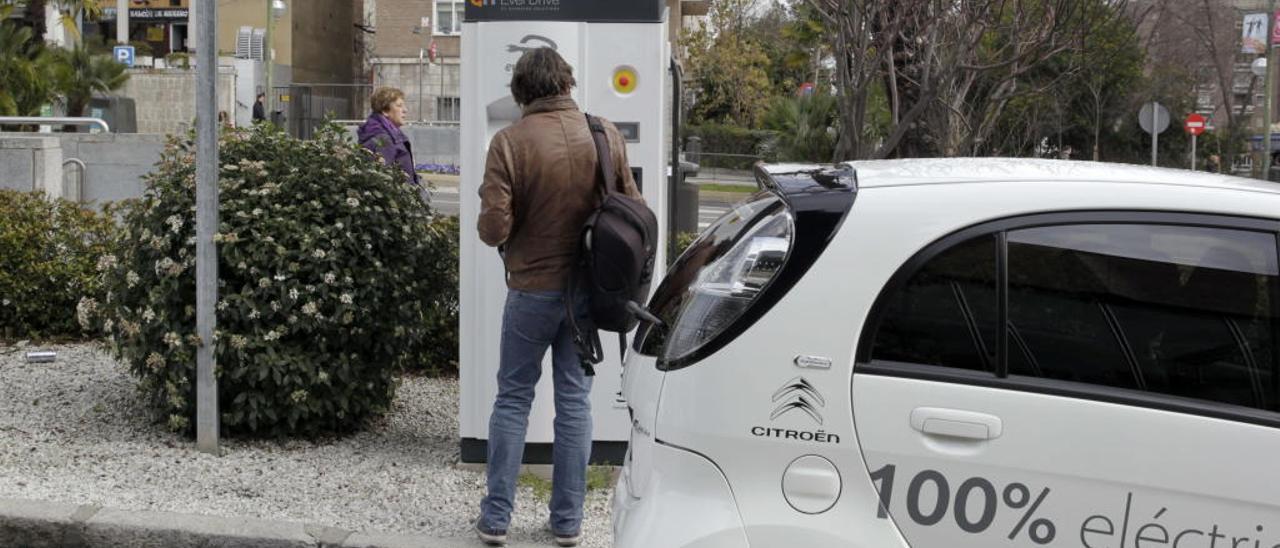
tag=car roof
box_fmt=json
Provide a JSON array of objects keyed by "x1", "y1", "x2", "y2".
[{"x1": 761, "y1": 158, "x2": 1280, "y2": 195}]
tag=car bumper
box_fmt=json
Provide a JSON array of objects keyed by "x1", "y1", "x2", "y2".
[{"x1": 612, "y1": 440, "x2": 750, "y2": 548}]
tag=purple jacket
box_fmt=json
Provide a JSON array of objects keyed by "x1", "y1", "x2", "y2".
[{"x1": 357, "y1": 113, "x2": 421, "y2": 186}]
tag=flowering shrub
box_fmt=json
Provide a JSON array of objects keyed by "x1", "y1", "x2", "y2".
[
  {"x1": 86, "y1": 124, "x2": 454, "y2": 437},
  {"x1": 0, "y1": 190, "x2": 118, "y2": 341},
  {"x1": 415, "y1": 163, "x2": 460, "y2": 175},
  {"x1": 410, "y1": 214, "x2": 458, "y2": 376}
]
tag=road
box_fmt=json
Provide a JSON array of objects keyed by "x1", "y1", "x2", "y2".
[{"x1": 430, "y1": 183, "x2": 744, "y2": 232}]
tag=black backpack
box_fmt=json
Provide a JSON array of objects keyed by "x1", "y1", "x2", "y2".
[{"x1": 566, "y1": 114, "x2": 661, "y2": 376}]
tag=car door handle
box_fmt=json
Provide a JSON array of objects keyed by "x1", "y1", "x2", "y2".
[{"x1": 910, "y1": 407, "x2": 1003, "y2": 440}]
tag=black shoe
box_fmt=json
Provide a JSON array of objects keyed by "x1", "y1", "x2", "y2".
[{"x1": 475, "y1": 519, "x2": 507, "y2": 546}]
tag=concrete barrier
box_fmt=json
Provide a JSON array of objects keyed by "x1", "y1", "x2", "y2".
[{"x1": 0, "y1": 137, "x2": 63, "y2": 196}]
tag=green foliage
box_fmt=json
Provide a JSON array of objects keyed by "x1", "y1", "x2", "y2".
[
  {"x1": 0, "y1": 190, "x2": 119, "y2": 341},
  {"x1": 762, "y1": 93, "x2": 837, "y2": 163},
  {"x1": 674, "y1": 232, "x2": 699, "y2": 258},
  {"x1": 52, "y1": 43, "x2": 130, "y2": 118},
  {"x1": 685, "y1": 124, "x2": 774, "y2": 169},
  {"x1": 0, "y1": 18, "x2": 55, "y2": 117},
  {"x1": 83, "y1": 123, "x2": 455, "y2": 437},
  {"x1": 409, "y1": 214, "x2": 458, "y2": 376},
  {"x1": 683, "y1": 0, "x2": 774, "y2": 127}
]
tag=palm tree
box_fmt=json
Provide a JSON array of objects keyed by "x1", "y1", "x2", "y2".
[
  {"x1": 52, "y1": 42, "x2": 129, "y2": 119},
  {"x1": 6, "y1": 0, "x2": 103, "y2": 43},
  {"x1": 0, "y1": 12, "x2": 56, "y2": 117}
]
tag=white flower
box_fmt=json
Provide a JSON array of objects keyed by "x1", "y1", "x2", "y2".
[
  {"x1": 323, "y1": 272, "x2": 336, "y2": 285},
  {"x1": 217, "y1": 300, "x2": 229, "y2": 311},
  {"x1": 289, "y1": 288, "x2": 300, "y2": 300},
  {"x1": 346, "y1": 197, "x2": 359, "y2": 207},
  {"x1": 312, "y1": 249, "x2": 327, "y2": 260},
  {"x1": 301, "y1": 302, "x2": 318, "y2": 315},
  {"x1": 271, "y1": 301, "x2": 281, "y2": 311},
  {"x1": 335, "y1": 222, "x2": 344, "y2": 230},
  {"x1": 142, "y1": 308, "x2": 156, "y2": 323},
  {"x1": 103, "y1": 319, "x2": 114, "y2": 332},
  {"x1": 230, "y1": 334, "x2": 247, "y2": 349},
  {"x1": 146, "y1": 352, "x2": 165, "y2": 371},
  {"x1": 165, "y1": 215, "x2": 183, "y2": 234},
  {"x1": 248, "y1": 309, "x2": 260, "y2": 320},
  {"x1": 263, "y1": 329, "x2": 281, "y2": 341},
  {"x1": 252, "y1": 208, "x2": 263, "y2": 217},
  {"x1": 1, "y1": 299, "x2": 9, "y2": 306},
  {"x1": 339, "y1": 293, "x2": 353, "y2": 305},
  {"x1": 126, "y1": 271, "x2": 140, "y2": 288},
  {"x1": 305, "y1": 285, "x2": 315, "y2": 293},
  {"x1": 274, "y1": 273, "x2": 286, "y2": 281},
  {"x1": 237, "y1": 261, "x2": 247, "y2": 270},
  {"x1": 288, "y1": 315, "x2": 299, "y2": 324},
  {"x1": 96, "y1": 254, "x2": 118, "y2": 272},
  {"x1": 258, "y1": 277, "x2": 271, "y2": 289},
  {"x1": 164, "y1": 332, "x2": 182, "y2": 348}
]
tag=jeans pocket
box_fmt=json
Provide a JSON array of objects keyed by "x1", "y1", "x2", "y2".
[{"x1": 505, "y1": 291, "x2": 562, "y2": 344}]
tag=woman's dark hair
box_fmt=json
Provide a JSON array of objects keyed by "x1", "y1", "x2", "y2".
[{"x1": 510, "y1": 47, "x2": 575, "y2": 106}]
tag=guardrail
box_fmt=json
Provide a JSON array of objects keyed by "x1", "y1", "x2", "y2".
[{"x1": 0, "y1": 117, "x2": 111, "y2": 133}]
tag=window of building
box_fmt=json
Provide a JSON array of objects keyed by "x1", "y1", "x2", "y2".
[
  {"x1": 868, "y1": 219, "x2": 1280, "y2": 414},
  {"x1": 435, "y1": 1, "x2": 463, "y2": 35},
  {"x1": 437, "y1": 96, "x2": 460, "y2": 121}
]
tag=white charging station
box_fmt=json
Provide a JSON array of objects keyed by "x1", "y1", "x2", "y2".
[{"x1": 459, "y1": 1, "x2": 671, "y2": 464}]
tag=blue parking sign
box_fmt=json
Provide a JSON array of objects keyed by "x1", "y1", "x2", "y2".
[{"x1": 113, "y1": 45, "x2": 135, "y2": 67}]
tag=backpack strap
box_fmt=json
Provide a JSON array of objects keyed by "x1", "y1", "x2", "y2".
[{"x1": 585, "y1": 114, "x2": 619, "y2": 196}]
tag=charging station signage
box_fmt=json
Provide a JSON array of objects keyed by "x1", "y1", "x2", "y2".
[{"x1": 464, "y1": 0, "x2": 661, "y2": 23}]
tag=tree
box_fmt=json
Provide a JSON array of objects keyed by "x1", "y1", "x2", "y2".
[
  {"x1": 7, "y1": 0, "x2": 103, "y2": 43},
  {"x1": 807, "y1": 0, "x2": 1130, "y2": 159},
  {"x1": 762, "y1": 93, "x2": 838, "y2": 161},
  {"x1": 0, "y1": 9, "x2": 56, "y2": 117},
  {"x1": 683, "y1": 0, "x2": 774, "y2": 126},
  {"x1": 51, "y1": 43, "x2": 129, "y2": 119}
]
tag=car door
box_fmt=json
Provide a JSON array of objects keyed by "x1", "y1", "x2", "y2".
[{"x1": 852, "y1": 212, "x2": 1280, "y2": 548}]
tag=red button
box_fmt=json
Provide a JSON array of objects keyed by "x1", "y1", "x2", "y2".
[{"x1": 619, "y1": 76, "x2": 630, "y2": 87}]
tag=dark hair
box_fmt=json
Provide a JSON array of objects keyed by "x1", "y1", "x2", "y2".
[
  {"x1": 510, "y1": 47, "x2": 575, "y2": 106},
  {"x1": 256, "y1": 92, "x2": 265, "y2": 100}
]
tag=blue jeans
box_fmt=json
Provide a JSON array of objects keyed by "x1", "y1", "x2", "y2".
[{"x1": 480, "y1": 289, "x2": 593, "y2": 535}]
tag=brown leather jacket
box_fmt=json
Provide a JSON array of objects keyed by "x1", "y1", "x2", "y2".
[{"x1": 478, "y1": 95, "x2": 642, "y2": 291}]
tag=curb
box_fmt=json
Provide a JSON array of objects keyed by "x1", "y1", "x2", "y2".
[{"x1": 0, "y1": 497, "x2": 545, "y2": 548}]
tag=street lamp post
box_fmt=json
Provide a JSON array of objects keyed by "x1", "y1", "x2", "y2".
[
  {"x1": 1267, "y1": 0, "x2": 1277, "y2": 181},
  {"x1": 265, "y1": 0, "x2": 286, "y2": 122}
]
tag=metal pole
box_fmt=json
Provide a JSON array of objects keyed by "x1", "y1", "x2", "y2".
[
  {"x1": 419, "y1": 49, "x2": 425, "y2": 122},
  {"x1": 265, "y1": 0, "x2": 274, "y2": 123},
  {"x1": 1151, "y1": 103, "x2": 1158, "y2": 167},
  {"x1": 1182, "y1": 132, "x2": 1192, "y2": 169},
  {"x1": 1267, "y1": 0, "x2": 1276, "y2": 182},
  {"x1": 116, "y1": 0, "x2": 128, "y2": 44},
  {"x1": 195, "y1": 0, "x2": 220, "y2": 455}
]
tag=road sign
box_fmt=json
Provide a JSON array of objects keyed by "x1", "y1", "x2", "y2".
[
  {"x1": 1139, "y1": 102, "x2": 1170, "y2": 134},
  {"x1": 1185, "y1": 113, "x2": 1207, "y2": 136},
  {"x1": 113, "y1": 45, "x2": 135, "y2": 67}
]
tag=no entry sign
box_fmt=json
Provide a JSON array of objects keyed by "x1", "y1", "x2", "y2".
[{"x1": 1185, "y1": 113, "x2": 1207, "y2": 136}]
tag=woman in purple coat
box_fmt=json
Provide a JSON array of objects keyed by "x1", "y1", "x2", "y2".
[{"x1": 358, "y1": 87, "x2": 426, "y2": 199}]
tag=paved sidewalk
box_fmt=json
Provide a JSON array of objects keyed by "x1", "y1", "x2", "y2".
[{"x1": 0, "y1": 497, "x2": 547, "y2": 548}]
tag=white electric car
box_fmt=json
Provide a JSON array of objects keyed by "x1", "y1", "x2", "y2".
[{"x1": 613, "y1": 158, "x2": 1280, "y2": 547}]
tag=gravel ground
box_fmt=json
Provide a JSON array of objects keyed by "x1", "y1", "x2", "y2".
[{"x1": 0, "y1": 343, "x2": 613, "y2": 547}]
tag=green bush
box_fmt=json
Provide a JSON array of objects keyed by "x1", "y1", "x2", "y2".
[
  {"x1": 0, "y1": 190, "x2": 118, "y2": 341},
  {"x1": 410, "y1": 214, "x2": 458, "y2": 376},
  {"x1": 685, "y1": 124, "x2": 776, "y2": 170},
  {"x1": 85, "y1": 123, "x2": 454, "y2": 437},
  {"x1": 762, "y1": 94, "x2": 837, "y2": 163}
]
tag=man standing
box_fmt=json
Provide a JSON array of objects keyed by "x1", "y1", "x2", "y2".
[
  {"x1": 252, "y1": 92, "x2": 266, "y2": 123},
  {"x1": 475, "y1": 47, "x2": 640, "y2": 547}
]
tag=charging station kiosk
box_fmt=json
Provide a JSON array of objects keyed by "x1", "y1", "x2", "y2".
[{"x1": 459, "y1": 1, "x2": 671, "y2": 464}]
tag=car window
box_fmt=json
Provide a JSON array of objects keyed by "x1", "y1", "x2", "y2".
[
  {"x1": 1009, "y1": 224, "x2": 1278, "y2": 411},
  {"x1": 870, "y1": 222, "x2": 1280, "y2": 413},
  {"x1": 872, "y1": 235, "x2": 999, "y2": 373}
]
